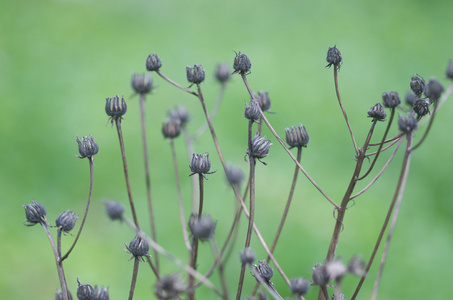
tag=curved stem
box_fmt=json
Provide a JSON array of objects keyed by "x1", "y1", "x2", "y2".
[
  {"x1": 169, "y1": 139, "x2": 191, "y2": 251},
  {"x1": 210, "y1": 239, "x2": 230, "y2": 300},
  {"x1": 61, "y1": 157, "x2": 94, "y2": 261},
  {"x1": 156, "y1": 70, "x2": 198, "y2": 96},
  {"x1": 139, "y1": 92, "x2": 159, "y2": 272},
  {"x1": 411, "y1": 100, "x2": 438, "y2": 150},
  {"x1": 128, "y1": 257, "x2": 140, "y2": 300},
  {"x1": 182, "y1": 128, "x2": 198, "y2": 212},
  {"x1": 352, "y1": 133, "x2": 413, "y2": 299},
  {"x1": 333, "y1": 67, "x2": 359, "y2": 155}
]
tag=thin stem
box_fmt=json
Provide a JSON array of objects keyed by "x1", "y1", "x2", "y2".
[
  {"x1": 251, "y1": 267, "x2": 285, "y2": 300},
  {"x1": 183, "y1": 127, "x2": 199, "y2": 212},
  {"x1": 358, "y1": 109, "x2": 395, "y2": 180},
  {"x1": 240, "y1": 73, "x2": 339, "y2": 209},
  {"x1": 169, "y1": 139, "x2": 191, "y2": 251},
  {"x1": 42, "y1": 223, "x2": 69, "y2": 300},
  {"x1": 198, "y1": 174, "x2": 204, "y2": 217},
  {"x1": 366, "y1": 137, "x2": 403, "y2": 157},
  {"x1": 156, "y1": 70, "x2": 198, "y2": 96},
  {"x1": 369, "y1": 132, "x2": 404, "y2": 146},
  {"x1": 411, "y1": 100, "x2": 438, "y2": 150},
  {"x1": 210, "y1": 239, "x2": 230, "y2": 300},
  {"x1": 128, "y1": 257, "x2": 140, "y2": 300},
  {"x1": 61, "y1": 157, "x2": 94, "y2": 261},
  {"x1": 350, "y1": 138, "x2": 403, "y2": 200},
  {"x1": 236, "y1": 120, "x2": 256, "y2": 300},
  {"x1": 139, "y1": 92, "x2": 159, "y2": 272},
  {"x1": 333, "y1": 67, "x2": 359, "y2": 154},
  {"x1": 352, "y1": 133, "x2": 413, "y2": 300}
]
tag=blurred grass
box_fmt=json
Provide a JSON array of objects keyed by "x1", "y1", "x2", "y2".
[{"x1": 1, "y1": 0, "x2": 453, "y2": 299}]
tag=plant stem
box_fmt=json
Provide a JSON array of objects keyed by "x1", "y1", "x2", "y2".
[
  {"x1": 139, "y1": 92, "x2": 159, "y2": 272},
  {"x1": 351, "y1": 133, "x2": 412, "y2": 300},
  {"x1": 156, "y1": 70, "x2": 198, "y2": 96},
  {"x1": 333, "y1": 67, "x2": 359, "y2": 154},
  {"x1": 114, "y1": 119, "x2": 140, "y2": 230},
  {"x1": 42, "y1": 223, "x2": 69, "y2": 300},
  {"x1": 182, "y1": 127, "x2": 199, "y2": 212},
  {"x1": 169, "y1": 139, "x2": 191, "y2": 251},
  {"x1": 128, "y1": 257, "x2": 140, "y2": 300},
  {"x1": 61, "y1": 157, "x2": 94, "y2": 261},
  {"x1": 411, "y1": 100, "x2": 438, "y2": 150},
  {"x1": 210, "y1": 239, "x2": 230, "y2": 300}
]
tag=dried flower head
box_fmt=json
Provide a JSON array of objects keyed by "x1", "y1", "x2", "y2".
[
  {"x1": 215, "y1": 63, "x2": 230, "y2": 83},
  {"x1": 367, "y1": 103, "x2": 387, "y2": 121},
  {"x1": 290, "y1": 277, "x2": 310, "y2": 296},
  {"x1": 162, "y1": 118, "x2": 181, "y2": 139},
  {"x1": 188, "y1": 214, "x2": 217, "y2": 242},
  {"x1": 424, "y1": 78, "x2": 444, "y2": 102},
  {"x1": 55, "y1": 289, "x2": 72, "y2": 300},
  {"x1": 347, "y1": 255, "x2": 365, "y2": 276},
  {"x1": 226, "y1": 165, "x2": 244, "y2": 187},
  {"x1": 325, "y1": 258, "x2": 347, "y2": 281},
  {"x1": 155, "y1": 273, "x2": 185, "y2": 300},
  {"x1": 253, "y1": 260, "x2": 274, "y2": 283},
  {"x1": 233, "y1": 51, "x2": 251, "y2": 74},
  {"x1": 146, "y1": 53, "x2": 162, "y2": 71},
  {"x1": 55, "y1": 210, "x2": 78, "y2": 233},
  {"x1": 256, "y1": 91, "x2": 272, "y2": 113},
  {"x1": 244, "y1": 98, "x2": 261, "y2": 122},
  {"x1": 248, "y1": 132, "x2": 272, "y2": 164},
  {"x1": 168, "y1": 105, "x2": 189, "y2": 127},
  {"x1": 312, "y1": 262, "x2": 329, "y2": 286},
  {"x1": 105, "y1": 95, "x2": 127, "y2": 124},
  {"x1": 103, "y1": 200, "x2": 124, "y2": 221},
  {"x1": 382, "y1": 91, "x2": 401, "y2": 108},
  {"x1": 256, "y1": 290, "x2": 267, "y2": 300},
  {"x1": 76, "y1": 135, "x2": 99, "y2": 159},
  {"x1": 23, "y1": 200, "x2": 47, "y2": 226},
  {"x1": 398, "y1": 112, "x2": 418, "y2": 133},
  {"x1": 92, "y1": 285, "x2": 109, "y2": 300},
  {"x1": 125, "y1": 232, "x2": 149, "y2": 260},
  {"x1": 446, "y1": 60, "x2": 453, "y2": 80},
  {"x1": 285, "y1": 124, "x2": 309, "y2": 148},
  {"x1": 186, "y1": 64, "x2": 205, "y2": 86},
  {"x1": 410, "y1": 74, "x2": 426, "y2": 97},
  {"x1": 326, "y1": 44, "x2": 343, "y2": 71},
  {"x1": 405, "y1": 91, "x2": 418, "y2": 107},
  {"x1": 413, "y1": 99, "x2": 430, "y2": 118},
  {"x1": 240, "y1": 247, "x2": 255, "y2": 266},
  {"x1": 76, "y1": 278, "x2": 95, "y2": 300},
  {"x1": 189, "y1": 152, "x2": 215, "y2": 178},
  {"x1": 131, "y1": 73, "x2": 153, "y2": 94}
]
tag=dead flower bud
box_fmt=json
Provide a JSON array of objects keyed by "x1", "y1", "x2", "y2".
[
  {"x1": 312, "y1": 262, "x2": 329, "y2": 286},
  {"x1": 233, "y1": 51, "x2": 251, "y2": 75},
  {"x1": 189, "y1": 152, "x2": 215, "y2": 178},
  {"x1": 248, "y1": 132, "x2": 272, "y2": 164},
  {"x1": 125, "y1": 232, "x2": 149, "y2": 260},
  {"x1": 253, "y1": 260, "x2": 274, "y2": 283},
  {"x1": 382, "y1": 91, "x2": 401, "y2": 108},
  {"x1": 162, "y1": 118, "x2": 181, "y2": 139},
  {"x1": 131, "y1": 73, "x2": 153, "y2": 94},
  {"x1": 325, "y1": 258, "x2": 347, "y2": 281},
  {"x1": 290, "y1": 277, "x2": 310, "y2": 296},
  {"x1": 367, "y1": 103, "x2": 387, "y2": 121},
  {"x1": 55, "y1": 210, "x2": 78, "y2": 233},
  {"x1": 186, "y1": 64, "x2": 205, "y2": 86},
  {"x1": 424, "y1": 78, "x2": 444, "y2": 102},
  {"x1": 155, "y1": 273, "x2": 185, "y2": 300},
  {"x1": 413, "y1": 99, "x2": 430, "y2": 118},
  {"x1": 146, "y1": 53, "x2": 162, "y2": 71},
  {"x1": 398, "y1": 112, "x2": 418, "y2": 133},
  {"x1": 103, "y1": 200, "x2": 124, "y2": 221},
  {"x1": 23, "y1": 200, "x2": 47, "y2": 226},
  {"x1": 105, "y1": 95, "x2": 127, "y2": 124},
  {"x1": 76, "y1": 278, "x2": 95, "y2": 300},
  {"x1": 76, "y1": 135, "x2": 99, "y2": 159},
  {"x1": 285, "y1": 124, "x2": 309, "y2": 148},
  {"x1": 188, "y1": 214, "x2": 217, "y2": 242},
  {"x1": 240, "y1": 247, "x2": 255, "y2": 266},
  {"x1": 326, "y1": 44, "x2": 343, "y2": 71},
  {"x1": 410, "y1": 74, "x2": 426, "y2": 97},
  {"x1": 215, "y1": 63, "x2": 230, "y2": 83},
  {"x1": 168, "y1": 105, "x2": 189, "y2": 127},
  {"x1": 244, "y1": 98, "x2": 261, "y2": 122},
  {"x1": 256, "y1": 91, "x2": 272, "y2": 113}
]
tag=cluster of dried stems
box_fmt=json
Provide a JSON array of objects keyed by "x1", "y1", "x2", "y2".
[{"x1": 22, "y1": 46, "x2": 453, "y2": 300}]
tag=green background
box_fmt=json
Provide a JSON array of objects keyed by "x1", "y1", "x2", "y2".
[{"x1": 2, "y1": 0, "x2": 453, "y2": 299}]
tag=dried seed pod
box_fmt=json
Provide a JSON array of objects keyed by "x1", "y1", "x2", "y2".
[
  {"x1": 410, "y1": 74, "x2": 426, "y2": 97},
  {"x1": 240, "y1": 247, "x2": 255, "y2": 266},
  {"x1": 103, "y1": 200, "x2": 124, "y2": 221},
  {"x1": 76, "y1": 135, "x2": 99, "y2": 159},
  {"x1": 146, "y1": 53, "x2": 162, "y2": 71},
  {"x1": 76, "y1": 278, "x2": 95, "y2": 300},
  {"x1": 126, "y1": 232, "x2": 149, "y2": 259},
  {"x1": 382, "y1": 91, "x2": 401, "y2": 108},
  {"x1": 312, "y1": 262, "x2": 329, "y2": 286},
  {"x1": 256, "y1": 91, "x2": 272, "y2": 112},
  {"x1": 162, "y1": 118, "x2": 181, "y2": 139},
  {"x1": 215, "y1": 63, "x2": 230, "y2": 83},
  {"x1": 155, "y1": 273, "x2": 185, "y2": 300},
  {"x1": 186, "y1": 64, "x2": 205, "y2": 85},
  {"x1": 424, "y1": 78, "x2": 444, "y2": 101},
  {"x1": 226, "y1": 165, "x2": 244, "y2": 187},
  {"x1": 168, "y1": 105, "x2": 189, "y2": 127},
  {"x1": 290, "y1": 277, "x2": 310, "y2": 296},
  {"x1": 413, "y1": 99, "x2": 430, "y2": 118},
  {"x1": 285, "y1": 124, "x2": 309, "y2": 148},
  {"x1": 244, "y1": 99, "x2": 261, "y2": 122},
  {"x1": 188, "y1": 214, "x2": 217, "y2": 242},
  {"x1": 367, "y1": 103, "x2": 387, "y2": 121},
  {"x1": 405, "y1": 91, "x2": 418, "y2": 107},
  {"x1": 23, "y1": 200, "x2": 47, "y2": 226},
  {"x1": 398, "y1": 112, "x2": 418, "y2": 133},
  {"x1": 105, "y1": 95, "x2": 127, "y2": 124},
  {"x1": 326, "y1": 44, "x2": 343, "y2": 71},
  {"x1": 249, "y1": 132, "x2": 272, "y2": 162},
  {"x1": 55, "y1": 210, "x2": 78, "y2": 233},
  {"x1": 189, "y1": 152, "x2": 215, "y2": 178},
  {"x1": 233, "y1": 51, "x2": 251, "y2": 74},
  {"x1": 131, "y1": 73, "x2": 153, "y2": 94},
  {"x1": 253, "y1": 260, "x2": 273, "y2": 283}
]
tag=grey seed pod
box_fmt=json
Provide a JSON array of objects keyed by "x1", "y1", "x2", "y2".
[
  {"x1": 410, "y1": 74, "x2": 426, "y2": 97},
  {"x1": 23, "y1": 200, "x2": 47, "y2": 226},
  {"x1": 382, "y1": 91, "x2": 401, "y2": 108},
  {"x1": 424, "y1": 78, "x2": 444, "y2": 101},
  {"x1": 233, "y1": 51, "x2": 251, "y2": 74},
  {"x1": 105, "y1": 95, "x2": 127, "y2": 119},
  {"x1": 285, "y1": 124, "x2": 309, "y2": 148},
  {"x1": 256, "y1": 91, "x2": 271, "y2": 112},
  {"x1": 126, "y1": 232, "x2": 149, "y2": 258},
  {"x1": 398, "y1": 113, "x2": 418, "y2": 133},
  {"x1": 312, "y1": 262, "x2": 330, "y2": 286},
  {"x1": 186, "y1": 64, "x2": 205, "y2": 85},
  {"x1": 76, "y1": 135, "x2": 99, "y2": 159},
  {"x1": 146, "y1": 53, "x2": 162, "y2": 71},
  {"x1": 249, "y1": 132, "x2": 272, "y2": 160},
  {"x1": 168, "y1": 105, "x2": 189, "y2": 127},
  {"x1": 131, "y1": 73, "x2": 153, "y2": 94},
  {"x1": 290, "y1": 277, "x2": 310, "y2": 296},
  {"x1": 226, "y1": 165, "x2": 244, "y2": 187},
  {"x1": 162, "y1": 118, "x2": 181, "y2": 139},
  {"x1": 405, "y1": 91, "x2": 418, "y2": 107},
  {"x1": 367, "y1": 103, "x2": 387, "y2": 121},
  {"x1": 55, "y1": 210, "x2": 78, "y2": 233},
  {"x1": 103, "y1": 200, "x2": 124, "y2": 221},
  {"x1": 189, "y1": 152, "x2": 212, "y2": 176},
  {"x1": 240, "y1": 247, "x2": 255, "y2": 265},
  {"x1": 347, "y1": 255, "x2": 365, "y2": 276},
  {"x1": 155, "y1": 273, "x2": 185, "y2": 300},
  {"x1": 76, "y1": 278, "x2": 95, "y2": 300},
  {"x1": 326, "y1": 44, "x2": 343, "y2": 71},
  {"x1": 215, "y1": 63, "x2": 230, "y2": 83},
  {"x1": 253, "y1": 260, "x2": 273, "y2": 283},
  {"x1": 93, "y1": 285, "x2": 109, "y2": 300},
  {"x1": 244, "y1": 99, "x2": 261, "y2": 122},
  {"x1": 325, "y1": 258, "x2": 347, "y2": 281},
  {"x1": 413, "y1": 99, "x2": 430, "y2": 118},
  {"x1": 188, "y1": 214, "x2": 217, "y2": 242}
]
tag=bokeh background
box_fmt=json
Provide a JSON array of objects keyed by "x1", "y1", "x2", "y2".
[{"x1": 1, "y1": 0, "x2": 452, "y2": 299}]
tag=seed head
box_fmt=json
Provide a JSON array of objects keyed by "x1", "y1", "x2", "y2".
[
  {"x1": 188, "y1": 214, "x2": 217, "y2": 242},
  {"x1": 413, "y1": 99, "x2": 430, "y2": 118},
  {"x1": 105, "y1": 95, "x2": 127, "y2": 124},
  {"x1": 233, "y1": 51, "x2": 251, "y2": 74},
  {"x1": 155, "y1": 273, "x2": 185, "y2": 300},
  {"x1": 93, "y1": 285, "x2": 109, "y2": 300},
  {"x1": 248, "y1": 132, "x2": 272, "y2": 163},
  {"x1": 326, "y1": 45, "x2": 343, "y2": 71},
  {"x1": 312, "y1": 262, "x2": 329, "y2": 286},
  {"x1": 347, "y1": 255, "x2": 365, "y2": 276},
  {"x1": 189, "y1": 152, "x2": 215, "y2": 178},
  {"x1": 240, "y1": 247, "x2": 255, "y2": 266},
  {"x1": 146, "y1": 53, "x2": 162, "y2": 71},
  {"x1": 55, "y1": 210, "x2": 78, "y2": 233},
  {"x1": 325, "y1": 258, "x2": 347, "y2": 281},
  {"x1": 76, "y1": 135, "x2": 99, "y2": 159},
  {"x1": 55, "y1": 289, "x2": 72, "y2": 300},
  {"x1": 162, "y1": 118, "x2": 181, "y2": 139},
  {"x1": 398, "y1": 112, "x2": 418, "y2": 133},
  {"x1": 103, "y1": 200, "x2": 124, "y2": 221},
  {"x1": 405, "y1": 91, "x2": 418, "y2": 107},
  {"x1": 253, "y1": 260, "x2": 273, "y2": 283},
  {"x1": 23, "y1": 200, "x2": 47, "y2": 226},
  {"x1": 424, "y1": 78, "x2": 444, "y2": 102},
  {"x1": 76, "y1": 278, "x2": 95, "y2": 300},
  {"x1": 285, "y1": 124, "x2": 309, "y2": 148},
  {"x1": 446, "y1": 60, "x2": 453, "y2": 80},
  {"x1": 290, "y1": 277, "x2": 310, "y2": 296},
  {"x1": 226, "y1": 165, "x2": 244, "y2": 187},
  {"x1": 256, "y1": 91, "x2": 272, "y2": 112},
  {"x1": 215, "y1": 63, "x2": 230, "y2": 83},
  {"x1": 244, "y1": 98, "x2": 261, "y2": 122},
  {"x1": 126, "y1": 232, "x2": 149, "y2": 259},
  {"x1": 367, "y1": 103, "x2": 387, "y2": 121},
  {"x1": 168, "y1": 105, "x2": 189, "y2": 127},
  {"x1": 131, "y1": 73, "x2": 153, "y2": 94},
  {"x1": 186, "y1": 64, "x2": 205, "y2": 85},
  {"x1": 410, "y1": 74, "x2": 426, "y2": 97},
  {"x1": 382, "y1": 91, "x2": 401, "y2": 108}
]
